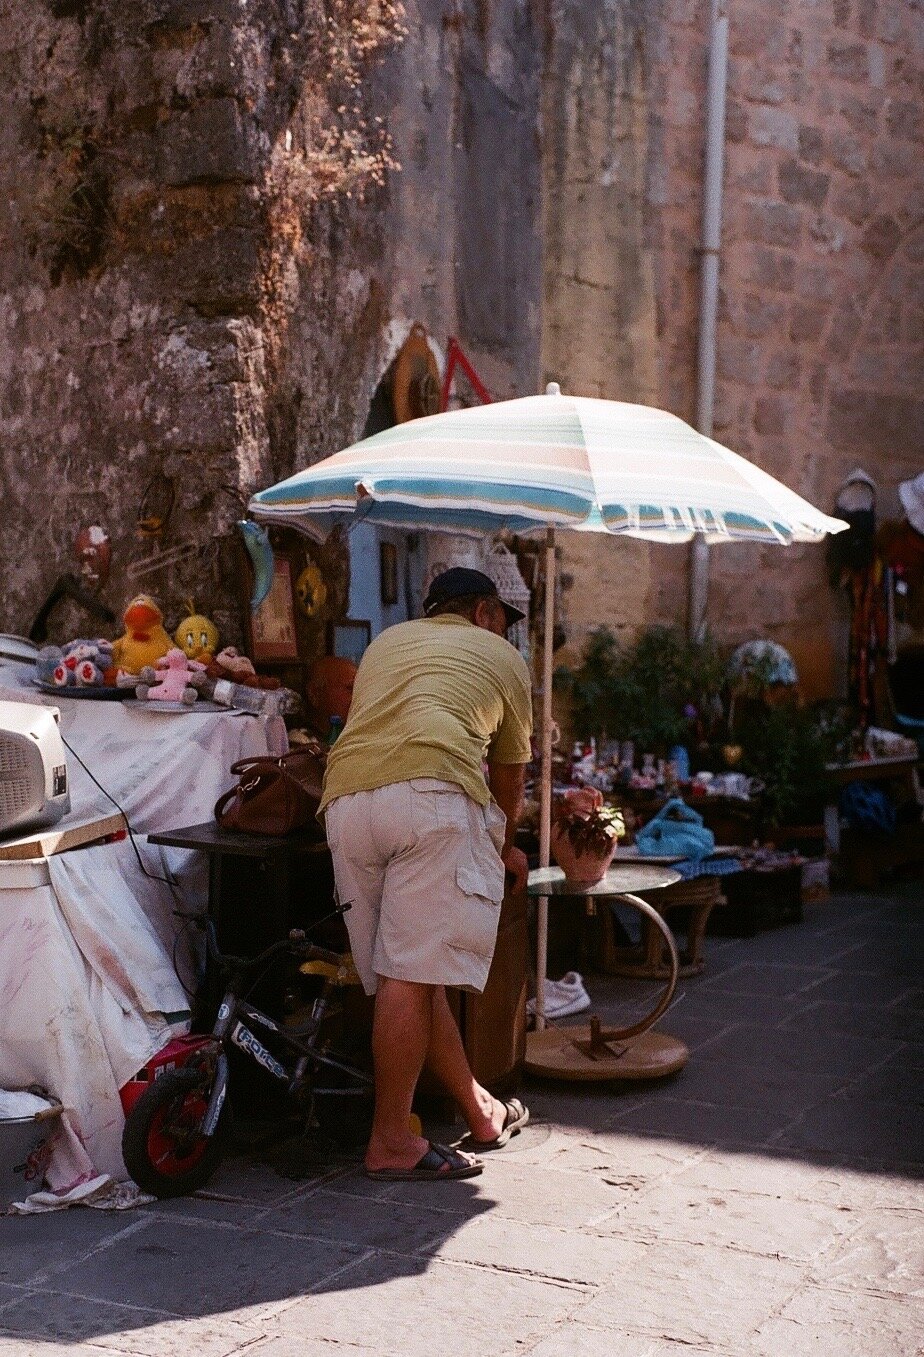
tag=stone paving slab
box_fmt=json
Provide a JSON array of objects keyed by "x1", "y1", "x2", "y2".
[
  {"x1": 267, "y1": 1252, "x2": 585, "y2": 1357},
  {"x1": 424, "y1": 1209, "x2": 635, "y2": 1283},
  {"x1": 573, "y1": 1237, "x2": 807, "y2": 1349},
  {"x1": 257, "y1": 1183, "x2": 482, "y2": 1251},
  {"x1": 599, "y1": 1179, "x2": 862, "y2": 1262},
  {"x1": 28, "y1": 1215, "x2": 364, "y2": 1324},
  {"x1": 620, "y1": 1052, "x2": 848, "y2": 1117},
  {"x1": 0, "y1": 1293, "x2": 267, "y2": 1356},
  {"x1": 751, "y1": 1284, "x2": 924, "y2": 1357},
  {"x1": 778, "y1": 996, "x2": 924, "y2": 1043},
  {"x1": 525, "y1": 1326, "x2": 720, "y2": 1357},
  {"x1": 693, "y1": 1020, "x2": 906, "y2": 1079},
  {"x1": 666, "y1": 1146, "x2": 924, "y2": 1209},
  {"x1": 694, "y1": 960, "x2": 836, "y2": 998},
  {"x1": 0, "y1": 1211, "x2": 144, "y2": 1287},
  {"x1": 609, "y1": 1092, "x2": 794, "y2": 1145},
  {"x1": 807, "y1": 1207, "x2": 924, "y2": 1298},
  {"x1": 382, "y1": 1156, "x2": 633, "y2": 1228},
  {"x1": 773, "y1": 1092, "x2": 924, "y2": 1163}
]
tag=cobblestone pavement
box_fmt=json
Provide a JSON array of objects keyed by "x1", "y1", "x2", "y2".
[{"x1": 1, "y1": 882, "x2": 922, "y2": 1356}]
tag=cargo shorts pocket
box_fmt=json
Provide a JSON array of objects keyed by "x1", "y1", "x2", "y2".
[{"x1": 450, "y1": 851, "x2": 504, "y2": 961}]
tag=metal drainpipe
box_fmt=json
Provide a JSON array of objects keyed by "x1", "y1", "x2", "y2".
[{"x1": 688, "y1": 0, "x2": 730, "y2": 642}]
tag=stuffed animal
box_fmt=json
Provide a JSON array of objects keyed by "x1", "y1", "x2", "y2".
[
  {"x1": 37, "y1": 639, "x2": 114, "y2": 687},
  {"x1": 72, "y1": 640, "x2": 114, "y2": 686},
  {"x1": 109, "y1": 596, "x2": 173, "y2": 678},
  {"x1": 136, "y1": 648, "x2": 209, "y2": 705},
  {"x1": 35, "y1": 645, "x2": 65, "y2": 686},
  {"x1": 206, "y1": 646, "x2": 281, "y2": 690},
  {"x1": 174, "y1": 602, "x2": 219, "y2": 664}
]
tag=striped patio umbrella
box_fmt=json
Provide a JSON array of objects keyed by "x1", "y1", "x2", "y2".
[
  {"x1": 250, "y1": 385, "x2": 845, "y2": 544},
  {"x1": 249, "y1": 385, "x2": 846, "y2": 1029}
]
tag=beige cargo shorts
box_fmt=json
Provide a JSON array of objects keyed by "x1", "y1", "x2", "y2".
[{"x1": 323, "y1": 778, "x2": 507, "y2": 995}]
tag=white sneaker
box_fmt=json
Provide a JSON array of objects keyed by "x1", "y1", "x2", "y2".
[{"x1": 527, "y1": 972, "x2": 591, "y2": 1020}]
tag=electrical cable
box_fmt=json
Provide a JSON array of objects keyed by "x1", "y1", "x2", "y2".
[
  {"x1": 59, "y1": 732, "x2": 181, "y2": 888},
  {"x1": 60, "y1": 731, "x2": 205, "y2": 1003}
]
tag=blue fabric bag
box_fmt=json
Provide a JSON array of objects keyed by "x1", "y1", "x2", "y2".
[{"x1": 635, "y1": 797, "x2": 715, "y2": 860}]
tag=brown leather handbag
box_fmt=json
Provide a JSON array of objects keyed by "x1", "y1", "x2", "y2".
[{"x1": 214, "y1": 743, "x2": 326, "y2": 836}]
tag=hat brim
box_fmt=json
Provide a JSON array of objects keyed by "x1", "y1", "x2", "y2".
[{"x1": 500, "y1": 600, "x2": 527, "y2": 628}]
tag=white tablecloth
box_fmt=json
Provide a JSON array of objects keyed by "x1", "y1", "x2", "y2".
[{"x1": 0, "y1": 660, "x2": 274, "y2": 1185}]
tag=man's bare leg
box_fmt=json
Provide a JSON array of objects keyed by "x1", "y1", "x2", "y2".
[
  {"x1": 425, "y1": 987, "x2": 509, "y2": 1142},
  {"x1": 364, "y1": 976, "x2": 433, "y2": 1172}
]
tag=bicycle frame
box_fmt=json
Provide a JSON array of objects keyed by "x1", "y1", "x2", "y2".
[{"x1": 199, "y1": 977, "x2": 373, "y2": 1139}]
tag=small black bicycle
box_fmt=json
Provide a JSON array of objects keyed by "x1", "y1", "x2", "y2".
[{"x1": 122, "y1": 908, "x2": 374, "y2": 1199}]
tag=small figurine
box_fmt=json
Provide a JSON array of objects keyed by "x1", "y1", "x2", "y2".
[
  {"x1": 295, "y1": 563, "x2": 327, "y2": 618},
  {"x1": 136, "y1": 648, "x2": 209, "y2": 705},
  {"x1": 37, "y1": 639, "x2": 114, "y2": 687},
  {"x1": 109, "y1": 595, "x2": 173, "y2": 678}
]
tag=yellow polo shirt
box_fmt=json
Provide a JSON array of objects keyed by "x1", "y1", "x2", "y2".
[{"x1": 318, "y1": 615, "x2": 533, "y2": 814}]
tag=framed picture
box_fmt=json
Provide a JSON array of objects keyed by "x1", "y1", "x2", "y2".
[
  {"x1": 328, "y1": 620, "x2": 372, "y2": 668},
  {"x1": 250, "y1": 558, "x2": 300, "y2": 661},
  {"x1": 380, "y1": 541, "x2": 399, "y2": 607}
]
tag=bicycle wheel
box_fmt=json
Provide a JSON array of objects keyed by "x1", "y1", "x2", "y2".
[{"x1": 122, "y1": 1066, "x2": 225, "y2": 1198}]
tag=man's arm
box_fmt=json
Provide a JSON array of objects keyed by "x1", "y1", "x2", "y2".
[{"x1": 487, "y1": 761, "x2": 528, "y2": 894}]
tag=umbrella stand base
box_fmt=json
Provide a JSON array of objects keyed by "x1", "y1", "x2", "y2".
[{"x1": 524, "y1": 1023, "x2": 689, "y2": 1081}]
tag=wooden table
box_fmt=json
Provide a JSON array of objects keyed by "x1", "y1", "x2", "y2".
[{"x1": 524, "y1": 863, "x2": 689, "y2": 1081}]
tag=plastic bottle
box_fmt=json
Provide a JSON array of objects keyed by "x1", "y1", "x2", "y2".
[
  {"x1": 212, "y1": 678, "x2": 270, "y2": 715},
  {"x1": 669, "y1": 744, "x2": 690, "y2": 782}
]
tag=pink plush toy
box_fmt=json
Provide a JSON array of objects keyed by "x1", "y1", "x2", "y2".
[{"x1": 136, "y1": 648, "x2": 208, "y2": 706}]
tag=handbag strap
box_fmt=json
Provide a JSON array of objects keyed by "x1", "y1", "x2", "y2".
[
  {"x1": 279, "y1": 742, "x2": 325, "y2": 764},
  {"x1": 228, "y1": 745, "x2": 326, "y2": 779}
]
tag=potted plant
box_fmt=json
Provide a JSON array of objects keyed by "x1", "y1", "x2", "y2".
[{"x1": 551, "y1": 788, "x2": 626, "y2": 885}]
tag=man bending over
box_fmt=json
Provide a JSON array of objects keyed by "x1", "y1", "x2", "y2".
[{"x1": 319, "y1": 567, "x2": 532, "y2": 1181}]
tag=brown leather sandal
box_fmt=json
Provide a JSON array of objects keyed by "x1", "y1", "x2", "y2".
[{"x1": 365, "y1": 1141, "x2": 483, "y2": 1181}]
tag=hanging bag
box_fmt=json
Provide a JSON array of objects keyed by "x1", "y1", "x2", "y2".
[
  {"x1": 635, "y1": 797, "x2": 715, "y2": 861},
  {"x1": 214, "y1": 743, "x2": 326, "y2": 836}
]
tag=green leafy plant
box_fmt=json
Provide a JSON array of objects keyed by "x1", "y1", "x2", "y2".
[
  {"x1": 556, "y1": 625, "x2": 724, "y2": 752},
  {"x1": 736, "y1": 701, "x2": 846, "y2": 828}
]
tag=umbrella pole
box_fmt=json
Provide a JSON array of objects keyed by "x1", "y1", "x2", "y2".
[{"x1": 535, "y1": 526, "x2": 556, "y2": 1031}]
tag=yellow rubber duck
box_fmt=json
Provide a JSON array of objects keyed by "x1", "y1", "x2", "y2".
[{"x1": 110, "y1": 595, "x2": 174, "y2": 676}]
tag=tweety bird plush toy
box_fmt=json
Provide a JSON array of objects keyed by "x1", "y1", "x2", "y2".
[{"x1": 174, "y1": 602, "x2": 219, "y2": 665}]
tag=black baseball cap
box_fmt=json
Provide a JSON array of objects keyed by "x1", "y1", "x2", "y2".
[{"x1": 423, "y1": 567, "x2": 526, "y2": 628}]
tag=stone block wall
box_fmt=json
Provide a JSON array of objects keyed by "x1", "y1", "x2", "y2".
[
  {"x1": 0, "y1": 0, "x2": 542, "y2": 647},
  {"x1": 545, "y1": 0, "x2": 923, "y2": 698}
]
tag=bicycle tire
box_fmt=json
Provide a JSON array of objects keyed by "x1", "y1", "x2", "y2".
[{"x1": 122, "y1": 1066, "x2": 225, "y2": 1198}]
